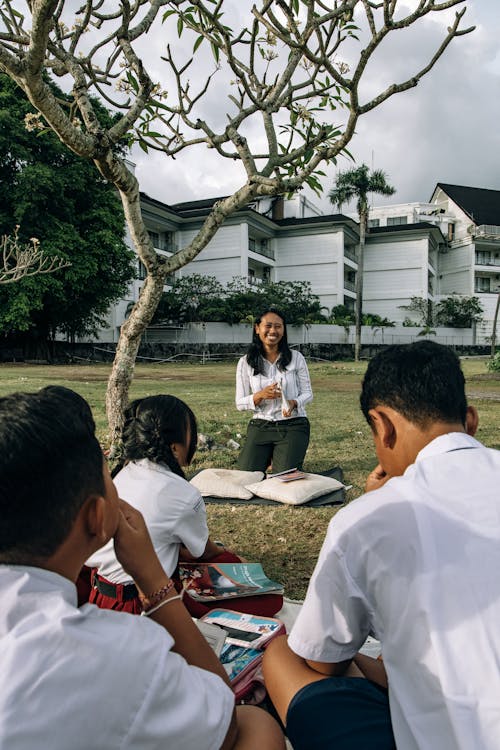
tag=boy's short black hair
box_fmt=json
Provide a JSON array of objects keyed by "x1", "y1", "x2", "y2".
[
  {"x1": 0, "y1": 386, "x2": 105, "y2": 563},
  {"x1": 360, "y1": 341, "x2": 467, "y2": 428}
]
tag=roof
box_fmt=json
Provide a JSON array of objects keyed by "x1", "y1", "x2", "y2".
[
  {"x1": 434, "y1": 183, "x2": 500, "y2": 226},
  {"x1": 274, "y1": 213, "x2": 351, "y2": 227},
  {"x1": 368, "y1": 221, "x2": 440, "y2": 235}
]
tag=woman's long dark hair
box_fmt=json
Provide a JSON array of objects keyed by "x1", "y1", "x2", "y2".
[
  {"x1": 112, "y1": 395, "x2": 198, "y2": 479},
  {"x1": 246, "y1": 307, "x2": 292, "y2": 375}
]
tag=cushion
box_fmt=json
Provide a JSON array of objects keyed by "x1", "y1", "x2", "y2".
[
  {"x1": 245, "y1": 473, "x2": 345, "y2": 506},
  {"x1": 190, "y1": 468, "x2": 265, "y2": 500}
]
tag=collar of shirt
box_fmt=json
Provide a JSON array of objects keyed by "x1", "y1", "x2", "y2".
[
  {"x1": 414, "y1": 431, "x2": 482, "y2": 465},
  {"x1": 0, "y1": 564, "x2": 77, "y2": 605}
]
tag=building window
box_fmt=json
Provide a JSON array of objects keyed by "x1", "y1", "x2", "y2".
[
  {"x1": 475, "y1": 276, "x2": 491, "y2": 293},
  {"x1": 137, "y1": 260, "x2": 147, "y2": 280},
  {"x1": 387, "y1": 216, "x2": 408, "y2": 226},
  {"x1": 476, "y1": 251, "x2": 491, "y2": 265},
  {"x1": 148, "y1": 231, "x2": 161, "y2": 248},
  {"x1": 367, "y1": 218, "x2": 380, "y2": 228}
]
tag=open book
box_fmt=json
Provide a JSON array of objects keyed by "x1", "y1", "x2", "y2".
[
  {"x1": 196, "y1": 609, "x2": 286, "y2": 702},
  {"x1": 179, "y1": 562, "x2": 284, "y2": 602}
]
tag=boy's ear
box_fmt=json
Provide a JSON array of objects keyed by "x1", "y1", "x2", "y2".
[
  {"x1": 82, "y1": 495, "x2": 108, "y2": 545},
  {"x1": 465, "y1": 405, "x2": 479, "y2": 436},
  {"x1": 368, "y1": 407, "x2": 397, "y2": 449}
]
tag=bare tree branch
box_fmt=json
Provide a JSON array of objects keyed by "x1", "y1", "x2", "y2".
[
  {"x1": 0, "y1": 0, "x2": 473, "y2": 443},
  {"x1": 0, "y1": 228, "x2": 71, "y2": 285}
]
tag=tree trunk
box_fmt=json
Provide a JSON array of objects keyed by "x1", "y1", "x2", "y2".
[
  {"x1": 491, "y1": 292, "x2": 500, "y2": 357},
  {"x1": 354, "y1": 207, "x2": 367, "y2": 362},
  {"x1": 105, "y1": 270, "x2": 167, "y2": 449}
]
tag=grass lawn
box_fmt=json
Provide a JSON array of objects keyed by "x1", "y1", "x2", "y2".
[{"x1": 1, "y1": 357, "x2": 499, "y2": 598}]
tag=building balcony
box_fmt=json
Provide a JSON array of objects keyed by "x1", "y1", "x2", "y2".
[
  {"x1": 344, "y1": 247, "x2": 357, "y2": 263},
  {"x1": 475, "y1": 225, "x2": 500, "y2": 240},
  {"x1": 344, "y1": 279, "x2": 356, "y2": 293},
  {"x1": 248, "y1": 275, "x2": 265, "y2": 286},
  {"x1": 248, "y1": 238, "x2": 275, "y2": 260},
  {"x1": 475, "y1": 253, "x2": 500, "y2": 267}
]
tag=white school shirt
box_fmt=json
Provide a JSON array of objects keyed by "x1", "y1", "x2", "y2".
[
  {"x1": 235, "y1": 349, "x2": 313, "y2": 421},
  {"x1": 289, "y1": 432, "x2": 500, "y2": 750},
  {"x1": 0, "y1": 566, "x2": 234, "y2": 750},
  {"x1": 87, "y1": 459, "x2": 208, "y2": 583}
]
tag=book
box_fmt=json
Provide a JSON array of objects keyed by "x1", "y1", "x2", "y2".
[
  {"x1": 194, "y1": 618, "x2": 227, "y2": 656},
  {"x1": 200, "y1": 608, "x2": 286, "y2": 649},
  {"x1": 198, "y1": 609, "x2": 286, "y2": 702},
  {"x1": 267, "y1": 466, "x2": 298, "y2": 478},
  {"x1": 278, "y1": 469, "x2": 306, "y2": 482},
  {"x1": 178, "y1": 562, "x2": 284, "y2": 602}
]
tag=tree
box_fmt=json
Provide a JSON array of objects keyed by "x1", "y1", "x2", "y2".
[
  {"x1": 435, "y1": 295, "x2": 483, "y2": 328},
  {"x1": 0, "y1": 227, "x2": 69, "y2": 284},
  {"x1": 155, "y1": 275, "x2": 326, "y2": 325},
  {"x1": 0, "y1": 1, "x2": 473, "y2": 444},
  {"x1": 328, "y1": 164, "x2": 395, "y2": 361},
  {"x1": 0, "y1": 73, "x2": 134, "y2": 351}
]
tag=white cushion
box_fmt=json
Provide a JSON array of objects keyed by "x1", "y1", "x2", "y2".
[
  {"x1": 245, "y1": 473, "x2": 345, "y2": 506},
  {"x1": 190, "y1": 468, "x2": 264, "y2": 500}
]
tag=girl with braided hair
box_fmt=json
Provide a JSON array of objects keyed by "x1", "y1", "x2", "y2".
[{"x1": 86, "y1": 395, "x2": 242, "y2": 615}]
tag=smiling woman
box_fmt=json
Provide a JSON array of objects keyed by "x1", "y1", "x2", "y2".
[{"x1": 235, "y1": 309, "x2": 313, "y2": 474}]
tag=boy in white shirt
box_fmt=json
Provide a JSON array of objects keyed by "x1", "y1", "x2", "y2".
[
  {"x1": 264, "y1": 341, "x2": 500, "y2": 750},
  {"x1": 0, "y1": 385, "x2": 284, "y2": 750}
]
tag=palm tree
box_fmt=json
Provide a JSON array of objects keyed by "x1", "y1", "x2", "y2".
[{"x1": 329, "y1": 165, "x2": 395, "y2": 361}]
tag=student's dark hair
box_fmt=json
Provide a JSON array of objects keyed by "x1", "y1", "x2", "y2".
[
  {"x1": 0, "y1": 386, "x2": 105, "y2": 563},
  {"x1": 115, "y1": 395, "x2": 198, "y2": 479},
  {"x1": 360, "y1": 341, "x2": 467, "y2": 428},
  {"x1": 246, "y1": 307, "x2": 292, "y2": 374}
]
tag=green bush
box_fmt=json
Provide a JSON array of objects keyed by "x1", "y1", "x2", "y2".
[{"x1": 487, "y1": 352, "x2": 500, "y2": 372}]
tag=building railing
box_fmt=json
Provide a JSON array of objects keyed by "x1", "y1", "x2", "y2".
[
  {"x1": 344, "y1": 279, "x2": 355, "y2": 292},
  {"x1": 248, "y1": 238, "x2": 275, "y2": 260},
  {"x1": 475, "y1": 253, "x2": 500, "y2": 267},
  {"x1": 475, "y1": 225, "x2": 500, "y2": 239},
  {"x1": 344, "y1": 247, "x2": 357, "y2": 263}
]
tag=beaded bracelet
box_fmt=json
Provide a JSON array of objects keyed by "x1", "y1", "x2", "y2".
[
  {"x1": 139, "y1": 579, "x2": 175, "y2": 609},
  {"x1": 141, "y1": 591, "x2": 184, "y2": 617}
]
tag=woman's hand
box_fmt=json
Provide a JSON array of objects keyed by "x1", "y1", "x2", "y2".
[
  {"x1": 253, "y1": 382, "x2": 282, "y2": 406},
  {"x1": 282, "y1": 399, "x2": 297, "y2": 417}
]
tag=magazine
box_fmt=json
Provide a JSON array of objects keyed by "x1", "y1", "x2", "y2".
[
  {"x1": 278, "y1": 469, "x2": 306, "y2": 482},
  {"x1": 179, "y1": 562, "x2": 284, "y2": 602},
  {"x1": 198, "y1": 609, "x2": 286, "y2": 702},
  {"x1": 200, "y1": 609, "x2": 286, "y2": 649},
  {"x1": 267, "y1": 466, "x2": 298, "y2": 478}
]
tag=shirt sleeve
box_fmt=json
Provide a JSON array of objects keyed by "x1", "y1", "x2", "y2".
[
  {"x1": 287, "y1": 518, "x2": 371, "y2": 664},
  {"x1": 121, "y1": 618, "x2": 235, "y2": 750},
  {"x1": 170, "y1": 484, "x2": 209, "y2": 558},
  {"x1": 293, "y1": 352, "x2": 313, "y2": 409},
  {"x1": 235, "y1": 356, "x2": 257, "y2": 411}
]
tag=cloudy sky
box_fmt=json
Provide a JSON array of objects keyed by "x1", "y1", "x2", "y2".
[{"x1": 129, "y1": 1, "x2": 499, "y2": 215}]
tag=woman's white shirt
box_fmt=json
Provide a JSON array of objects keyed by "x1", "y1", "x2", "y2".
[
  {"x1": 87, "y1": 459, "x2": 208, "y2": 583},
  {"x1": 235, "y1": 349, "x2": 313, "y2": 421}
]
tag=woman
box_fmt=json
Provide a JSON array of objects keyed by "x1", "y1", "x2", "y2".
[
  {"x1": 236, "y1": 308, "x2": 313, "y2": 474},
  {"x1": 87, "y1": 395, "x2": 240, "y2": 614}
]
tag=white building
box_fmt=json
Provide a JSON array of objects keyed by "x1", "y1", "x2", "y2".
[{"x1": 95, "y1": 182, "x2": 500, "y2": 343}]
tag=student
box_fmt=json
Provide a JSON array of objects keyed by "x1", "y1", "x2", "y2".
[
  {"x1": 87, "y1": 394, "x2": 282, "y2": 617},
  {"x1": 87, "y1": 395, "x2": 239, "y2": 611},
  {"x1": 236, "y1": 308, "x2": 313, "y2": 474},
  {"x1": 0, "y1": 386, "x2": 284, "y2": 750},
  {"x1": 263, "y1": 341, "x2": 500, "y2": 750}
]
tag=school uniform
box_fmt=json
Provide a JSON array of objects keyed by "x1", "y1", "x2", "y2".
[
  {"x1": 236, "y1": 350, "x2": 313, "y2": 473},
  {"x1": 87, "y1": 459, "x2": 208, "y2": 611},
  {"x1": 0, "y1": 565, "x2": 234, "y2": 750},
  {"x1": 287, "y1": 433, "x2": 500, "y2": 750}
]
